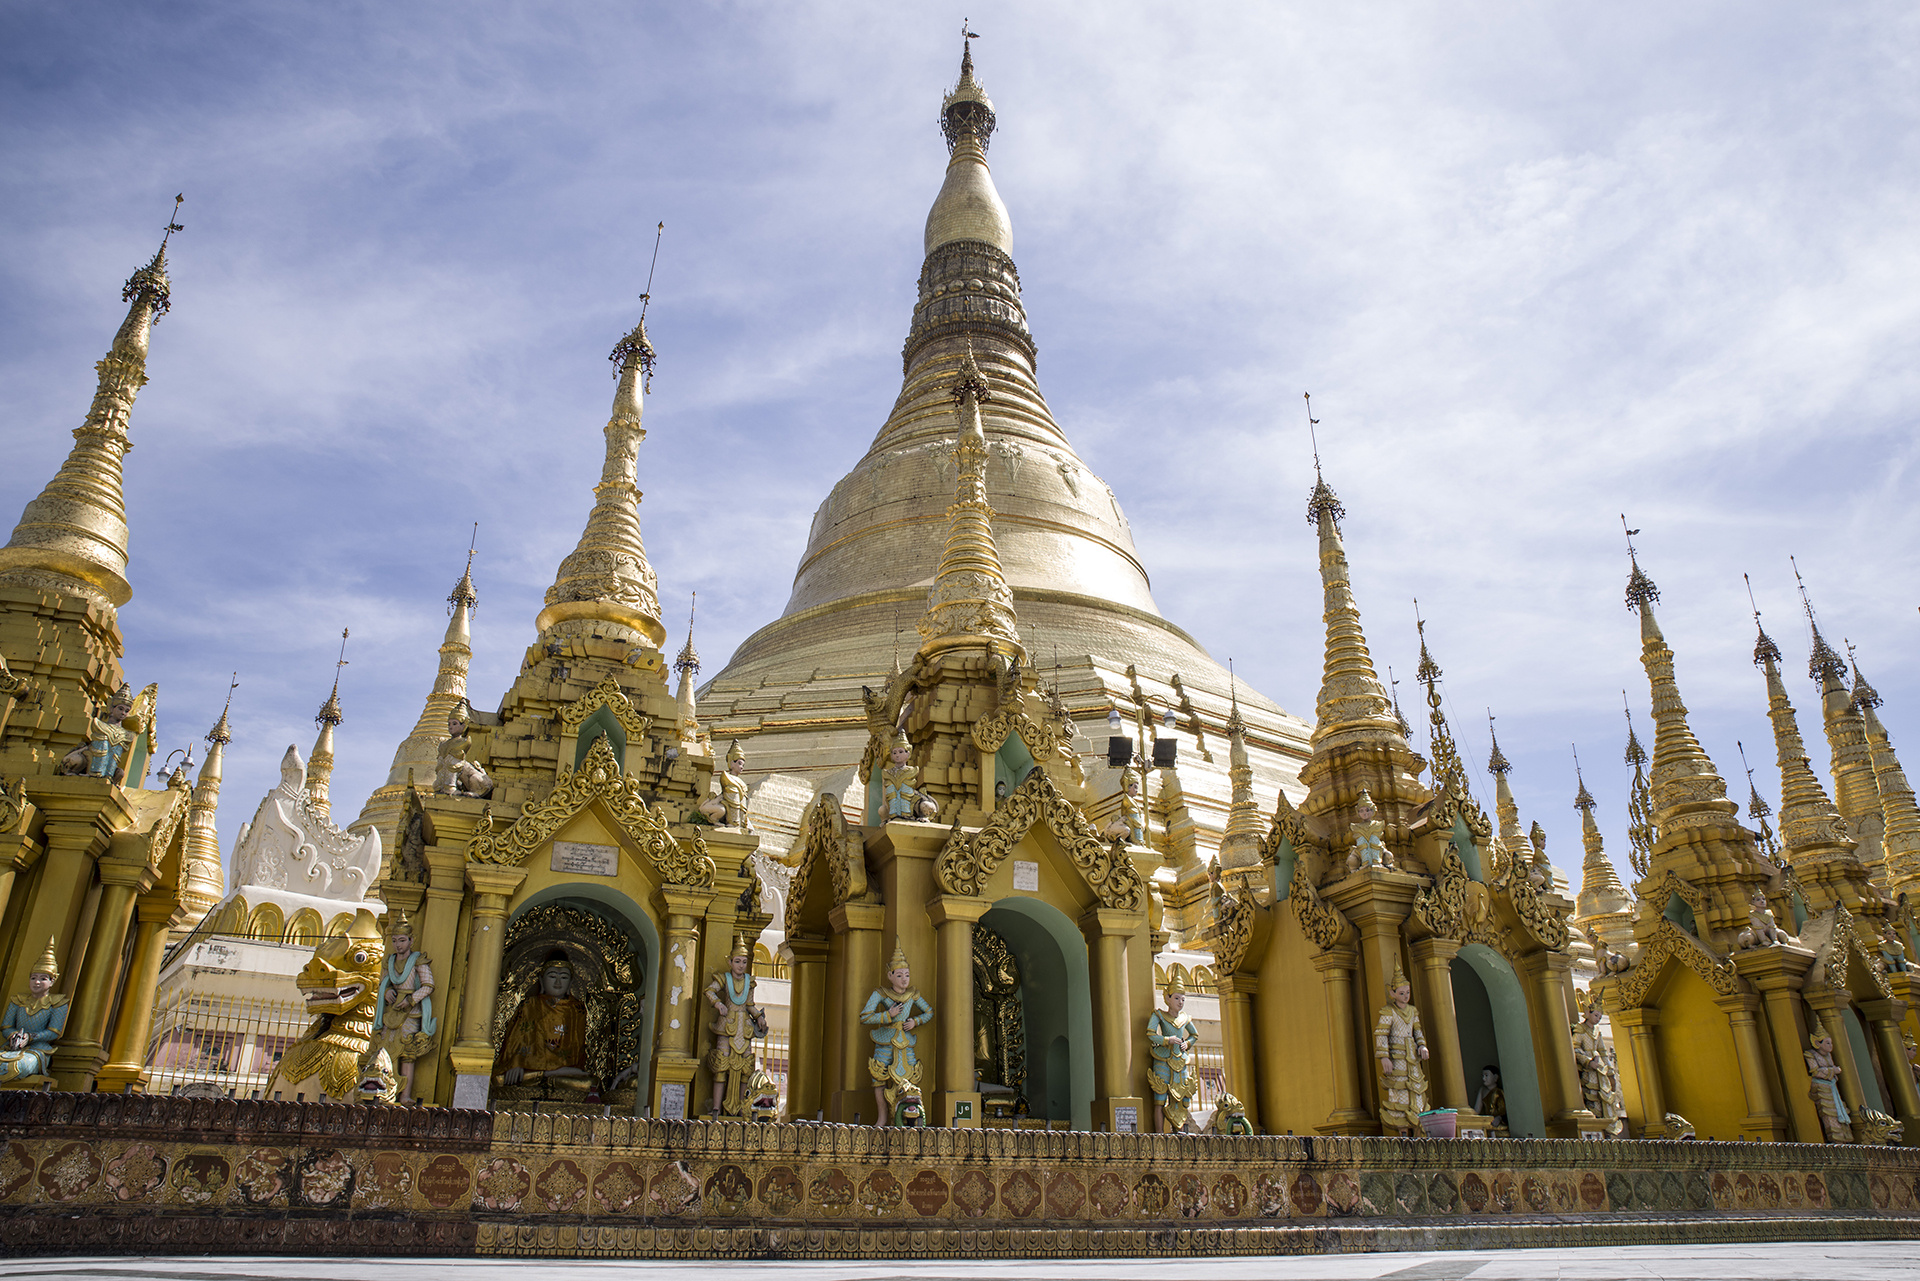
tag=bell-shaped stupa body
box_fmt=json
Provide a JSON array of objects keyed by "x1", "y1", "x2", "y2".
[{"x1": 701, "y1": 44, "x2": 1311, "y2": 901}]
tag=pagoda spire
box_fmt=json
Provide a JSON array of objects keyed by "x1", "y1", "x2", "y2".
[
  {"x1": 1622, "y1": 535, "x2": 1738, "y2": 834},
  {"x1": 916, "y1": 345, "x2": 1021, "y2": 655},
  {"x1": 536, "y1": 318, "x2": 666, "y2": 647},
  {"x1": 1751, "y1": 611, "x2": 1860, "y2": 889},
  {"x1": 1217, "y1": 679, "x2": 1264, "y2": 873},
  {"x1": 925, "y1": 24, "x2": 1011, "y2": 258},
  {"x1": 1305, "y1": 467, "x2": 1402, "y2": 752},
  {"x1": 179, "y1": 674, "x2": 235, "y2": 928},
  {"x1": 379, "y1": 546, "x2": 478, "y2": 790},
  {"x1": 0, "y1": 205, "x2": 179, "y2": 610},
  {"x1": 307, "y1": 629, "x2": 348, "y2": 823},
  {"x1": 1861, "y1": 697, "x2": 1920, "y2": 902},
  {"x1": 1485, "y1": 710, "x2": 1528, "y2": 861},
  {"x1": 1794, "y1": 563, "x2": 1882, "y2": 862},
  {"x1": 673, "y1": 591, "x2": 703, "y2": 753},
  {"x1": 1414, "y1": 613, "x2": 1470, "y2": 799},
  {"x1": 1571, "y1": 748, "x2": 1632, "y2": 923}
]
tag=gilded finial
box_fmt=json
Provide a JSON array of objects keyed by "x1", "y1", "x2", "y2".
[
  {"x1": 1303, "y1": 394, "x2": 1344, "y2": 530},
  {"x1": 1622, "y1": 696, "x2": 1647, "y2": 768},
  {"x1": 941, "y1": 22, "x2": 995, "y2": 153},
  {"x1": 1387, "y1": 666, "x2": 1412, "y2": 740},
  {"x1": 207, "y1": 673, "x2": 237, "y2": 746},
  {"x1": 617, "y1": 221, "x2": 667, "y2": 393},
  {"x1": 1227, "y1": 658, "x2": 1245, "y2": 734},
  {"x1": 1746, "y1": 573, "x2": 1781, "y2": 667},
  {"x1": 449, "y1": 524, "x2": 479, "y2": 613},
  {"x1": 1621, "y1": 516, "x2": 1659, "y2": 614},
  {"x1": 1486, "y1": 709, "x2": 1512, "y2": 777},
  {"x1": 1413, "y1": 602, "x2": 1471, "y2": 800},
  {"x1": 1847, "y1": 641, "x2": 1882, "y2": 711},
  {"x1": 316, "y1": 628, "x2": 348, "y2": 728},
  {"x1": 1622, "y1": 696, "x2": 1655, "y2": 876},
  {"x1": 952, "y1": 338, "x2": 992, "y2": 404},
  {"x1": 123, "y1": 194, "x2": 182, "y2": 323},
  {"x1": 675, "y1": 591, "x2": 700, "y2": 677},
  {"x1": 1792, "y1": 556, "x2": 1848, "y2": 685},
  {"x1": 1573, "y1": 744, "x2": 1595, "y2": 811}
]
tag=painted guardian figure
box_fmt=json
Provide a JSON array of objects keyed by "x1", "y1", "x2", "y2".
[
  {"x1": 706, "y1": 932, "x2": 769, "y2": 1118},
  {"x1": 1146, "y1": 970, "x2": 1201, "y2": 1133},
  {"x1": 861, "y1": 942, "x2": 932, "y2": 1125}
]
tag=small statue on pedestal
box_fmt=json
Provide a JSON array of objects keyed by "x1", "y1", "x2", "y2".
[
  {"x1": 436, "y1": 709, "x2": 493, "y2": 798},
  {"x1": 1347, "y1": 788, "x2": 1393, "y2": 872},
  {"x1": 374, "y1": 911, "x2": 435, "y2": 1102},
  {"x1": 494, "y1": 952, "x2": 597, "y2": 1100},
  {"x1": 717, "y1": 740, "x2": 753, "y2": 829},
  {"x1": 1806, "y1": 1028, "x2": 1854, "y2": 1144},
  {"x1": 861, "y1": 942, "x2": 932, "y2": 1125},
  {"x1": 1207, "y1": 1093, "x2": 1254, "y2": 1135},
  {"x1": 0, "y1": 938, "x2": 67, "y2": 1085},
  {"x1": 1373, "y1": 960, "x2": 1429, "y2": 1135},
  {"x1": 1572, "y1": 1000, "x2": 1624, "y2": 1136},
  {"x1": 880, "y1": 730, "x2": 938, "y2": 822},
  {"x1": 59, "y1": 684, "x2": 135, "y2": 777},
  {"x1": 1474, "y1": 1064, "x2": 1507, "y2": 1130},
  {"x1": 1146, "y1": 970, "x2": 1202, "y2": 1133},
  {"x1": 705, "y1": 932, "x2": 769, "y2": 1117}
]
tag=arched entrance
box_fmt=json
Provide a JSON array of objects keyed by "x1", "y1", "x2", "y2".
[
  {"x1": 1451, "y1": 943, "x2": 1544, "y2": 1137},
  {"x1": 980, "y1": 897, "x2": 1094, "y2": 1130},
  {"x1": 501, "y1": 885, "x2": 658, "y2": 1108}
]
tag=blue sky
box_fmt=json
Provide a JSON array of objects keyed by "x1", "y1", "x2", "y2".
[{"x1": 2, "y1": 3, "x2": 1916, "y2": 886}]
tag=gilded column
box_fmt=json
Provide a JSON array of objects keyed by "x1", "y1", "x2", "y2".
[
  {"x1": 50, "y1": 853, "x2": 151, "y2": 1089},
  {"x1": 1082, "y1": 905, "x2": 1143, "y2": 1131},
  {"x1": 1860, "y1": 998, "x2": 1920, "y2": 1144},
  {"x1": 1518, "y1": 950, "x2": 1592, "y2": 1136},
  {"x1": 447, "y1": 863, "x2": 527, "y2": 1108},
  {"x1": 1, "y1": 814, "x2": 107, "y2": 1004},
  {"x1": 1410, "y1": 937, "x2": 1468, "y2": 1113},
  {"x1": 784, "y1": 934, "x2": 829, "y2": 1122},
  {"x1": 1713, "y1": 991, "x2": 1789, "y2": 1141},
  {"x1": 1311, "y1": 948, "x2": 1372, "y2": 1133},
  {"x1": 1740, "y1": 950, "x2": 1824, "y2": 1142},
  {"x1": 828, "y1": 900, "x2": 885, "y2": 1122},
  {"x1": 649, "y1": 885, "x2": 712, "y2": 1120},
  {"x1": 1612, "y1": 1006, "x2": 1666, "y2": 1137},
  {"x1": 94, "y1": 892, "x2": 177, "y2": 1092},
  {"x1": 928, "y1": 894, "x2": 989, "y2": 1127},
  {"x1": 1216, "y1": 972, "x2": 1260, "y2": 1132}
]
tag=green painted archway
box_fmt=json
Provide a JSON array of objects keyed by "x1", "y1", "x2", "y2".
[
  {"x1": 1452, "y1": 943, "x2": 1545, "y2": 1138},
  {"x1": 981, "y1": 896, "x2": 1094, "y2": 1131}
]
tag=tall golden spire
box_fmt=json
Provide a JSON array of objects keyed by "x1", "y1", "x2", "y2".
[
  {"x1": 1751, "y1": 611, "x2": 1859, "y2": 881},
  {"x1": 1217, "y1": 679, "x2": 1263, "y2": 872},
  {"x1": 379, "y1": 546, "x2": 478, "y2": 790},
  {"x1": 925, "y1": 24, "x2": 1011, "y2": 257},
  {"x1": 1622, "y1": 537, "x2": 1739, "y2": 836},
  {"x1": 1414, "y1": 614, "x2": 1471, "y2": 799},
  {"x1": 1485, "y1": 711, "x2": 1528, "y2": 861},
  {"x1": 179, "y1": 674, "x2": 234, "y2": 928},
  {"x1": 1305, "y1": 465, "x2": 1401, "y2": 752},
  {"x1": 1571, "y1": 749, "x2": 1632, "y2": 922},
  {"x1": 916, "y1": 345, "x2": 1021, "y2": 655},
  {"x1": 1795, "y1": 565, "x2": 1882, "y2": 863},
  {"x1": 536, "y1": 319, "x2": 666, "y2": 647},
  {"x1": 1860, "y1": 696, "x2": 1920, "y2": 901},
  {"x1": 307, "y1": 629, "x2": 348, "y2": 823},
  {"x1": 0, "y1": 204, "x2": 179, "y2": 609}
]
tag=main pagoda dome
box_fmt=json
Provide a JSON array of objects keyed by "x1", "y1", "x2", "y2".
[{"x1": 701, "y1": 40, "x2": 1312, "y2": 930}]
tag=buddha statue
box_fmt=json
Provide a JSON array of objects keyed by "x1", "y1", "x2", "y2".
[
  {"x1": 1474, "y1": 1064, "x2": 1507, "y2": 1130},
  {"x1": 494, "y1": 951, "x2": 596, "y2": 1100},
  {"x1": 0, "y1": 938, "x2": 67, "y2": 1085}
]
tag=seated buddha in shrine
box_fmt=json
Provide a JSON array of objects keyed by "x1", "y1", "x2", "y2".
[{"x1": 494, "y1": 951, "x2": 596, "y2": 1098}]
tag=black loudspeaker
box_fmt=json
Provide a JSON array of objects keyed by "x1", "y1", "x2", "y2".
[
  {"x1": 1107, "y1": 737, "x2": 1133, "y2": 767},
  {"x1": 1152, "y1": 738, "x2": 1178, "y2": 768}
]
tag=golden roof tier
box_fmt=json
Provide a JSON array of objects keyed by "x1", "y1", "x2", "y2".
[{"x1": 698, "y1": 39, "x2": 1311, "y2": 885}]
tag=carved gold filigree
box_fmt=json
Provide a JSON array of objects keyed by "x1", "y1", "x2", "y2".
[
  {"x1": 142, "y1": 786, "x2": 192, "y2": 872},
  {"x1": 970, "y1": 705, "x2": 1071, "y2": 760},
  {"x1": 1806, "y1": 903, "x2": 1893, "y2": 1000},
  {"x1": 1639, "y1": 868, "x2": 1710, "y2": 930},
  {"x1": 1612, "y1": 918, "x2": 1741, "y2": 1008},
  {"x1": 558, "y1": 675, "x2": 654, "y2": 739},
  {"x1": 466, "y1": 732, "x2": 713, "y2": 887},
  {"x1": 1259, "y1": 790, "x2": 1313, "y2": 861},
  {"x1": 933, "y1": 767, "x2": 1145, "y2": 912},
  {"x1": 1506, "y1": 848, "x2": 1570, "y2": 952},
  {"x1": 1287, "y1": 842, "x2": 1350, "y2": 950},
  {"x1": 1210, "y1": 884, "x2": 1256, "y2": 973},
  {"x1": 1413, "y1": 832, "x2": 1470, "y2": 942}
]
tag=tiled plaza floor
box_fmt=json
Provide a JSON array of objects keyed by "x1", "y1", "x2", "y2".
[{"x1": 0, "y1": 1242, "x2": 1915, "y2": 1280}]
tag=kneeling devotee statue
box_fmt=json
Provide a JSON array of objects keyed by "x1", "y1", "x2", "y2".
[
  {"x1": 495, "y1": 952, "x2": 597, "y2": 1100},
  {"x1": 0, "y1": 939, "x2": 67, "y2": 1085},
  {"x1": 1146, "y1": 970, "x2": 1202, "y2": 1133},
  {"x1": 706, "y1": 932, "x2": 769, "y2": 1117},
  {"x1": 1373, "y1": 961, "x2": 1430, "y2": 1136},
  {"x1": 861, "y1": 942, "x2": 933, "y2": 1125}
]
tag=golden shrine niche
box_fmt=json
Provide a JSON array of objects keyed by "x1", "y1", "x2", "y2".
[
  {"x1": 972, "y1": 924, "x2": 1024, "y2": 1112},
  {"x1": 489, "y1": 903, "x2": 643, "y2": 1109}
]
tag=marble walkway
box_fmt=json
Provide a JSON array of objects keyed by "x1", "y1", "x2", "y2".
[{"x1": 1, "y1": 1243, "x2": 1916, "y2": 1281}]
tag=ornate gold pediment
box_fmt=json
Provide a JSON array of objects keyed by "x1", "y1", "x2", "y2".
[
  {"x1": 558, "y1": 675, "x2": 654, "y2": 739},
  {"x1": 934, "y1": 767, "x2": 1145, "y2": 912},
  {"x1": 1613, "y1": 918, "x2": 1741, "y2": 1008},
  {"x1": 467, "y1": 732, "x2": 713, "y2": 887},
  {"x1": 970, "y1": 704, "x2": 1072, "y2": 760},
  {"x1": 783, "y1": 793, "x2": 871, "y2": 937}
]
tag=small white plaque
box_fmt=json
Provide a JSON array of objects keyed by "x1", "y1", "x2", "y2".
[
  {"x1": 552, "y1": 841, "x2": 618, "y2": 876},
  {"x1": 659, "y1": 1081, "x2": 688, "y2": 1120},
  {"x1": 1113, "y1": 1106, "x2": 1139, "y2": 1133},
  {"x1": 1012, "y1": 860, "x2": 1039, "y2": 892}
]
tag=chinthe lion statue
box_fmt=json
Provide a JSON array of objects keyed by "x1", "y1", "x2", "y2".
[{"x1": 266, "y1": 909, "x2": 388, "y2": 1102}]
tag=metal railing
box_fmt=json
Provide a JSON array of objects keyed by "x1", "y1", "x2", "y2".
[{"x1": 143, "y1": 987, "x2": 311, "y2": 1098}]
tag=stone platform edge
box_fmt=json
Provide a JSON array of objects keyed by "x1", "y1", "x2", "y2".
[{"x1": 2, "y1": 1093, "x2": 1918, "y2": 1259}]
